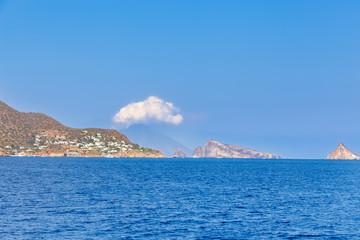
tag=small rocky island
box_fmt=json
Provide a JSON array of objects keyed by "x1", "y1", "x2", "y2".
[
  {"x1": 192, "y1": 140, "x2": 280, "y2": 159},
  {"x1": 327, "y1": 142, "x2": 360, "y2": 160},
  {"x1": 173, "y1": 149, "x2": 186, "y2": 158}
]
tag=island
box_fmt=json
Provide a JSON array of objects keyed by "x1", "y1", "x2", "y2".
[
  {"x1": 192, "y1": 140, "x2": 280, "y2": 159},
  {"x1": 327, "y1": 142, "x2": 360, "y2": 160},
  {"x1": 173, "y1": 149, "x2": 187, "y2": 158},
  {"x1": 0, "y1": 101, "x2": 164, "y2": 158}
]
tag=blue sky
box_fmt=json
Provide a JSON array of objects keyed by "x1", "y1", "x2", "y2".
[{"x1": 0, "y1": 0, "x2": 359, "y2": 158}]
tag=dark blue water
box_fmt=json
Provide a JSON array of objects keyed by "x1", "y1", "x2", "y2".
[{"x1": 0, "y1": 157, "x2": 360, "y2": 239}]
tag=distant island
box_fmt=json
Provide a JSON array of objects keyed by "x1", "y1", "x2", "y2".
[
  {"x1": 173, "y1": 149, "x2": 187, "y2": 158},
  {"x1": 190, "y1": 140, "x2": 280, "y2": 159},
  {"x1": 327, "y1": 142, "x2": 360, "y2": 160},
  {"x1": 2, "y1": 101, "x2": 359, "y2": 160},
  {"x1": 0, "y1": 101, "x2": 164, "y2": 158}
]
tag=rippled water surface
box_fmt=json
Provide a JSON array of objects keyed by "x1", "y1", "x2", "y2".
[{"x1": 1, "y1": 157, "x2": 360, "y2": 239}]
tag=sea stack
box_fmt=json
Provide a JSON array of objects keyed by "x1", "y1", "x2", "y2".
[
  {"x1": 327, "y1": 142, "x2": 360, "y2": 160},
  {"x1": 173, "y1": 149, "x2": 186, "y2": 158}
]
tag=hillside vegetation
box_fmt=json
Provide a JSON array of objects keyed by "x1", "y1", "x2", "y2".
[{"x1": 0, "y1": 101, "x2": 163, "y2": 157}]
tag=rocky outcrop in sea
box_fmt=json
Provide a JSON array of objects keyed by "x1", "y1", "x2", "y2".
[
  {"x1": 327, "y1": 142, "x2": 360, "y2": 160},
  {"x1": 192, "y1": 140, "x2": 280, "y2": 159},
  {"x1": 173, "y1": 149, "x2": 186, "y2": 158}
]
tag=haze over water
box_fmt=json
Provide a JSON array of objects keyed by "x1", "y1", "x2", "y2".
[{"x1": 1, "y1": 157, "x2": 360, "y2": 239}]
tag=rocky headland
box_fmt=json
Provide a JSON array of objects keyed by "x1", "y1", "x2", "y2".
[
  {"x1": 0, "y1": 101, "x2": 164, "y2": 158},
  {"x1": 327, "y1": 142, "x2": 360, "y2": 160},
  {"x1": 192, "y1": 140, "x2": 280, "y2": 159}
]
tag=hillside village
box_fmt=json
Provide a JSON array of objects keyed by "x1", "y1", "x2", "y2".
[
  {"x1": 0, "y1": 100, "x2": 164, "y2": 158},
  {"x1": 1, "y1": 131, "x2": 160, "y2": 157}
]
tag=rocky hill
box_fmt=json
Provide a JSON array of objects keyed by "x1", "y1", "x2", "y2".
[
  {"x1": 173, "y1": 149, "x2": 186, "y2": 158},
  {"x1": 327, "y1": 142, "x2": 360, "y2": 160},
  {"x1": 192, "y1": 140, "x2": 280, "y2": 159},
  {"x1": 0, "y1": 101, "x2": 164, "y2": 157}
]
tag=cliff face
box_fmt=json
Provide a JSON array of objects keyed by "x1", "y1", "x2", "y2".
[
  {"x1": 0, "y1": 101, "x2": 164, "y2": 158},
  {"x1": 173, "y1": 149, "x2": 186, "y2": 158},
  {"x1": 327, "y1": 142, "x2": 360, "y2": 160},
  {"x1": 192, "y1": 140, "x2": 280, "y2": 159},
  {"x1": 192, "y1": 146, "x2": 205, "y2": 158}
]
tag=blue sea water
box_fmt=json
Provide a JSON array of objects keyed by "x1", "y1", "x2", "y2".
[{"x1": 0, "y1": 157, "x2": 360, "y2": 239}]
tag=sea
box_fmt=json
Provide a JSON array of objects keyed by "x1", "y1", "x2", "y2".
[{"x1": 0, "y1": 157, "x2": 359, "y2": 239}]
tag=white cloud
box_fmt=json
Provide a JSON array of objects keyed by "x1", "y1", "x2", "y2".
[{"x1": 113, "y1": 96, "x2": 183, "y2": 128}]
